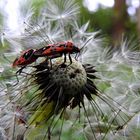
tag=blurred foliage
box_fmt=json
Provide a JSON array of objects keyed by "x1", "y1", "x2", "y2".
[
  {"x1": 80, "y1": 7, "x2": 114, "y2": 34},
  {"x1": 76, "y1": 0, "x2": 138, "y2": 44},
  {"x1": 125, "y1": 18, "x2": 137, "y2": 38}
]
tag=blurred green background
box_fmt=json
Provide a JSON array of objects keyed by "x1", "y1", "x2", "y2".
[{"x1": 79, "y1": 0, "x2": 139, "y2": 45}]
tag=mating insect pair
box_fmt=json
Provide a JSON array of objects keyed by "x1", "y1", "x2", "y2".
[{"x1": 12, "y1": 41, "x2": 80, "y2": 73}]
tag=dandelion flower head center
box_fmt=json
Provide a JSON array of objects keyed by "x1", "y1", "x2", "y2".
[{"x1": 49, "y1": 58, "x2": 87, "y2": 95}]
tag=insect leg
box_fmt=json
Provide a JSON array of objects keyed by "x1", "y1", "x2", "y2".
[
  {"x1": 49, "y1": 59, "x2": 52, "y2": 69},
  {"x1": 63, "y1": 53, "x2": 67, "y2": 64},
  {"x1": 75, "y1": 52, "x2": 80, "y2": 60},
  {"x1": 65, "y1": 54, "x2": 72, "y2": 69},
  {"x1": 68, "y1": 53, "x2": 72, "y2": 64},
  {"x1": 59, "y1": 53, "x2": 67, "y2": 68},
  {"x1": 16, "y1": 66, "x2": 26, "y2": 75},
  {"x1": 75, "y1": 53, "x2": 78, "y2": 60},
  {"x1": 13, "y1": 66, "x2": 26, "y2": 86}
]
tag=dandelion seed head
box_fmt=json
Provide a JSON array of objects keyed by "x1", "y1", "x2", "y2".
[{"x1": 50, "y1": 58, "x2": 87, "y2": 95}]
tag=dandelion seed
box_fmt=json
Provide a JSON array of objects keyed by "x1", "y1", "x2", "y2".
[{"x1": 43, "y1": 0, "x2": 79, "y2": 22}]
